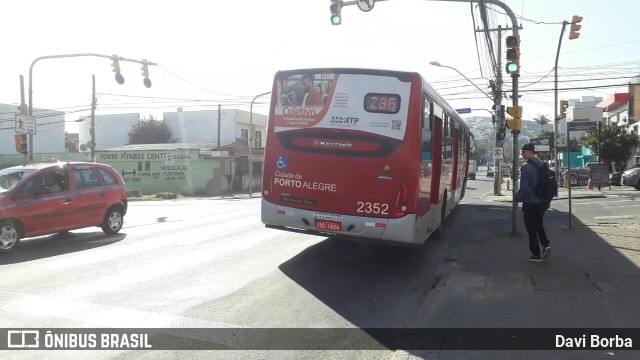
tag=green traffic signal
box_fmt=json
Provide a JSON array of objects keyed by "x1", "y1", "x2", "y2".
[
  {"x1": 506, "y1": 61, "x2": 519, "y2": 74},
  {"x1": 331, "y1": 14, "x2": 341, "y2": 25}
]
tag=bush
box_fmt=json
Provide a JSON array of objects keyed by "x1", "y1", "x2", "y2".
[{"x1": 155, "y1": 192, "x2": 178, "y2": 200}]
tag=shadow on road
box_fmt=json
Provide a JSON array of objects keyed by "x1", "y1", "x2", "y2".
[
  {"x1": 0, "y1": 232, "x2": 127, "y2": 265},
  {"x1": 277, "y1": 198, "x2": 640, "y2": 352}
]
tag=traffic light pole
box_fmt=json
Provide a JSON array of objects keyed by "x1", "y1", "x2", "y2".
[
  {"x1": 90, "y1": 75, "x2": 97, "y2": 163},
  {"x1": 553, "y1": 21, "x2": 568, "y2": 184},
  {"x1": 27, "y1": 53, "x2": 157, "y2": 162},
  {"x1": 19, "y1": 76, "x2": 29, "y2": 163}
]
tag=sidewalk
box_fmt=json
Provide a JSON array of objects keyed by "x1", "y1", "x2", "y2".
[
  {"x1": 393, "y1": 183, "x2": 640, "y2": 359},
  {"x1": 483, "y1": 179, "x2": 639, "y2": 203}
]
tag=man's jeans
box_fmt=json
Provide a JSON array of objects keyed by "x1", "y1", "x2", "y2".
[{"x1": 523, "y1": 202, "x2": 550, "y2": 257}]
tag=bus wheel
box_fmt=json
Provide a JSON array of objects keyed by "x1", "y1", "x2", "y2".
[
  {"x1": 432, "y1": 191, "x2": 448, "y2": 239},
  {"x1": 461, "y1": 181, "x2": 466, "y2": 199},
  {"x1": 440, "y1": 192, "x2": 448, "y2": 227}
]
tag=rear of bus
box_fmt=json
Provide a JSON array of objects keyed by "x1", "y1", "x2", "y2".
[{"x1": 261, "y1": 69, "x2": 424, "y2": 244}]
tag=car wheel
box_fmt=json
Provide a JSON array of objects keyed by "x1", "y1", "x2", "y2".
[
  {"x1": 101, "y1": 207, "x2": 124, "y2": 234},
  {"x1": 636, "y1": 180, "x2": 640, "y2": 191},
  {"x1": 0, "y1": 220, "x2": 20, "y2": 253}
]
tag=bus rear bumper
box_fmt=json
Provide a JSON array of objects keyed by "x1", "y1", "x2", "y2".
[{"x1": 261, "y1": 200, "x2": 421, "y2": 245}]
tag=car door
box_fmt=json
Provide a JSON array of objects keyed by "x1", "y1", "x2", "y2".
[
  {"x1": 70, "y1": 165, "x2": 107, "y2": 227},
  {"x1": 16, "y1": 168, "x2": 76, "y2": 236}
]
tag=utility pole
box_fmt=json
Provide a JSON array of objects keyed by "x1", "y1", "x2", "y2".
[
  {"x1": 248, "y1": 91, "x2": 271, "y2": 197},
  {"x1": 218, "y1": 104, "x2": 223, "y2": 188},
  {"x1": 474, "y1": 25, "x2": 515, "y2": 196},
  {"x1": 90, "y1": 75, "x2": 97, "y2": 162}
]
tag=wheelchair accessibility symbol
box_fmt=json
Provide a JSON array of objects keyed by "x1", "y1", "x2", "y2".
[{"x1": 276, "y1": 156, "x2": 288, "y2": 169}]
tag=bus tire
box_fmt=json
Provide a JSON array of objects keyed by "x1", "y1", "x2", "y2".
[
  {"x1": 432, "y1": 191, "x2": 448, "y2": 238},
  {"x1": 440, "y1": 191, "x2": 448, "y2": 227},
  {"x1": 461, "y1": 180, "x2": 467, "y2": 199}
]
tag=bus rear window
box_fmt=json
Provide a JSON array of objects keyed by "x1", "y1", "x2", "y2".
[{"x1": 364, "y1": 93, "x2": 401, "y2": 114}]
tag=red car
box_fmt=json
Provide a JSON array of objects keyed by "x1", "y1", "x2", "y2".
[{"x1": 0, "y1": 162, "x2": 127, "y2": 253}]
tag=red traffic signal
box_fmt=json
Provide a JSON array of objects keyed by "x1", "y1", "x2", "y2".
[{"x1": 15, "y1": 134, "x2": 28, "y2": 154}]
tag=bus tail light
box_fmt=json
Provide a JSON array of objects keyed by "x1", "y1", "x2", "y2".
[{"x1": 395, "y1": 180, "x2": 409, "y2": 217}]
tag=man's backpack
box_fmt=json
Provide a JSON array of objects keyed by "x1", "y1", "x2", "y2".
[{"x1": 528, "y1": 160, "x2": 558, "y2": 201}]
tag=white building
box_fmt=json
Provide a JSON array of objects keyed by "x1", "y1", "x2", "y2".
[
  {"x1": 163, "y1": 109, "x2": 268, "y2": 148},
  {"x1": 558, "y1": 96, "x2": 604, "y2": 142},
  {"x1": 78, "y1": 113, "x2": 140, "y2": 151},
  {"x1": 76, "y1": 109, "x2": 268, "y2": 151},
  {"x1": 598, "y1": 80, "x2": 640, "y2": 168},
  {"x1": 0, "y1": 103, "x2": 65, "y2": 154}
]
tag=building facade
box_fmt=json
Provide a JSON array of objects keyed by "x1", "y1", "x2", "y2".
[
  {"x1": 78, "y1": 113, "x2": 140, "y2": 150},
  {"x1": 598, "y1": 82, "x2": 640, "y2": 169}
]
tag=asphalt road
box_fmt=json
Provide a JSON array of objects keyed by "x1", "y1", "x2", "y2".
[{"x1": 2, "y1": 175, "x2": 638, "y2": 359}]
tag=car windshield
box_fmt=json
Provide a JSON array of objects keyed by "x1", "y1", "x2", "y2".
[{"x1": 0, "y1": 168, "x2": 36, "y2": 194}]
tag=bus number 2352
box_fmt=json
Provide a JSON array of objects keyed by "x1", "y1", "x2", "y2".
[{"x1": 356, "y1": 202, "x2": 389, "y2": 215}]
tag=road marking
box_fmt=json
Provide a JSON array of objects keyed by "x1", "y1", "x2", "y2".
[
  {"x1": 573, "y1": 200, "x2": 635, "y2": 205},
  {"x1": 594, "y1": 215, "x2": 636, "y2": 220}
]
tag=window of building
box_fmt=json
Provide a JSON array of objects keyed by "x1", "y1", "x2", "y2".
[
  {"x1": 255, "y1": 131, "x2": 262, "y2": 147},
  {"x1": 241, "y1": 129, "x2": 249, "y2": 147}
]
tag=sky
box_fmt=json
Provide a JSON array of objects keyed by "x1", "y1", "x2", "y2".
[{"x1": 1, "y1": 0, "x2": 639, "y2": 135}]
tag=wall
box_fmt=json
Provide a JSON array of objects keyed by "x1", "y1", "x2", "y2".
[
  {"x1": 78, "y1": 113, "x2": 139, "y2": 150},
  {"x1": 163, "y1": 110, "x2": 236, "y2": 144},
  {"x1": 0, "y1": 152, "x2": 88, "y2": 169},
  {"x1": 163, "y1": 109, "x2": 268, "y2": 146},
  {"x1": 95, "y1": 149, "x2": 224, "y2": 195}
]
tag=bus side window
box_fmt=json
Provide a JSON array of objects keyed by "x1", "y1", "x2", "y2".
[{"x1": 421, "y1": 97, "x2": 433, "y2": 160}]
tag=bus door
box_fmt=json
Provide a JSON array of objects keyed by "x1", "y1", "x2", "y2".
[
  {"x1": 419, "y1": 97, "x2": 434, "y2": 217},
  {"x1": 430, "y1": 110, "x2": 443, "y2": 205},
  {"x1": 451, "y1": 126, "x2": 459, "y2": 190}
]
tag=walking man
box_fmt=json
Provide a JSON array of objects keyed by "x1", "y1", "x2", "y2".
[{"x1": 515, "y1": 143, "x2": 551, "y2": 262}]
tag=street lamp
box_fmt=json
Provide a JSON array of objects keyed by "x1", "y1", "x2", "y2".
[
  {"x1": 248, "y1": 91, "x2": 271, "y2": 197},
  {"x1": 429, "y1": 61, "x2": 494, "y2": 102}
]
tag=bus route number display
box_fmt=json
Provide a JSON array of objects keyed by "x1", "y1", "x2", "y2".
[{"x1": 364, "y1": 93, "x2": 400, "y2": 114}]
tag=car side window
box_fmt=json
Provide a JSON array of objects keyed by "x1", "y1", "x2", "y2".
[
  {"x1": 98, "y1": 168, "x2": 117, "y2": 185},
  {"x1": 73, "y1": 168, "x2": 101, "y2": 189},
  {"x1": 13, "y1": 179, "x2": 35, "y2": 200},
  {"x1": 36, "y1": 169, "x2": 68, "y2": 194}
]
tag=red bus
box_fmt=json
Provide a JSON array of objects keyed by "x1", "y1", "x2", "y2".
[{"x1": 261, "y1": 68, "x2": 471, "y2": 245}]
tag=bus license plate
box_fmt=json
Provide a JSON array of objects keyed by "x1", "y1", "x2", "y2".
[{"x1": 315, "y1": 220, "x2": 342, "y2": 231}]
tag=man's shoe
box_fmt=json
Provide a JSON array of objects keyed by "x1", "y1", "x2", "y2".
[
  {"x1": 527, "y1": 255, "x2": 542, "y2": 262},
  {"x1": 543, "y1": 247, "x2": 551, "y2": 259}
]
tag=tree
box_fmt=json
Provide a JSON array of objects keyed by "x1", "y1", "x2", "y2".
[
  {"x1": 127, "y1": 115, "x2": 174, "y2": 144},
  {"x1": 580, "y1": 123, "x2": 640, "y2": 171},
  {"x1": 533, "y1": 114, "x2": 551, "y2": 134}
]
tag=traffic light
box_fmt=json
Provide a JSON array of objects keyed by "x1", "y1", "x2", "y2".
[
  {"x1": 505, "y1": 35, "x2": 520, "y2": 74},
  {"x1": 505, "y1": 105, "x2": 523, "y2": 132},
  {"x1": 559, "y1": 100, "x2": 569, "y2": 119},
  {"x1": 568, "y1": 15, "x2": 583, "y2": 40},
  {"x1": 111, "y1": 56, "x2": 125, "y2": 85},
  {"x1": 15, "y1": 134, "x2": 28, "y2": 154},
  {"x1": 330, "y1": 0, "x2": 342, "y2": 25},
  {"x1": 141, "y1": 60, "x2": 152, "y2": 88}
]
